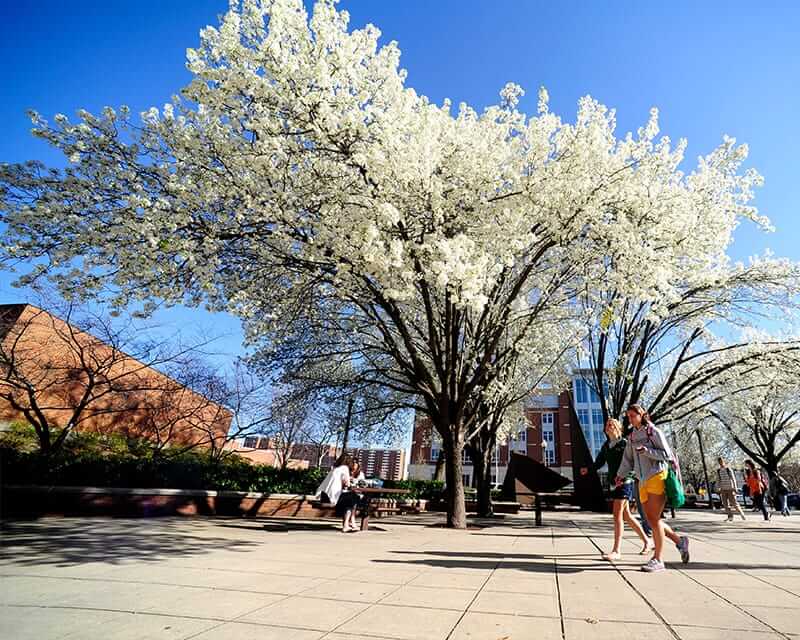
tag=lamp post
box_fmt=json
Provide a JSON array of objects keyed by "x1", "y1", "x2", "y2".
[
  {"x1": 695, "y1": 427, "x2": 714, "y2": 511},
  {"x1": 541, "y1": 440, "x2": 548, "y2": 467}
]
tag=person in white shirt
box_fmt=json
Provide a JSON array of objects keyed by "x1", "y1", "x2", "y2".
[{"x1": 316, "y1": 455, "x2": 360, "y2": 533}]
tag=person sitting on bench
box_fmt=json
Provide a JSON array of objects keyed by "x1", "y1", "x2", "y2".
[{"x1": 316, "y1": 455, "x2": 358, "y2": 533}]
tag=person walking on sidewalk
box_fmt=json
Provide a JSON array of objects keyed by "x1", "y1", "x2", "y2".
[
  {"x1": 581, "y1": 418, "x2": 652, "y2": 560},
  {"x1": 744, "y1": 460, "x2": 770, "y2": 521},
  {"x1": 717, "y1": 457, "x2": 746, "y2": 522},
  {"x1": 616, "y1": 404, "x2": 690, "y2": 573},
  {"x1": 770, "y1": 471, "x2": 792, "y2": 517}
]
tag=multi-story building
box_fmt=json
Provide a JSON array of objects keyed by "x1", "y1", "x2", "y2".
[
  {"x1": 409, "y1": 372, "x2": 607, "y2": 486},
  {"x1": 230, "y1": 436, "x2": 407, "y2": 481},
  {"x1": 571, "y1": 371, "x2": 608, "y2": 460}
]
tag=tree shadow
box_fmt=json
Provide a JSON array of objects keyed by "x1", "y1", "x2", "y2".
[
  {"x1": 391, "y1": 550, "x2": 596, "y2": 559},
  {"x1": 0, "y1": 517, "x2": 259, "y2": 567},
  {"x1": 371, "y1": 557, "x2": 608, "y2": 574}
]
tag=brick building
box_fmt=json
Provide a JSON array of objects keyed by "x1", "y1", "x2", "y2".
[
  {"x1": 0, "y1": 303, "x2": 232, "y2": 450},
  {"x1": 231, "y1": 435, "x2": 406, "y2": 480},
  {"x1": 408, "y1": 373, "x2": 607, "y2": 486}
]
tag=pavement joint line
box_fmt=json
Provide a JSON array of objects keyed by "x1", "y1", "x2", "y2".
[
  {"x1": 550, "y1": 526, "x2": 566, "y2": 640},
  {"x1": 739, "y1": 569, "x2": 800, "y2": 599},
  {"x1": 320, "y1": 561, "x2": 430, "y2": 640},
  {"x1": 682, "y1": 527, "x2": 800, "y2": 561},
  {"x1": 570, "y1": 519, "x2": 682, "y2": 640},
  {"x1": 674, "y1": 566, "x2": 792, "y2": 640},
  {"x1": 2, "y1": 569, "x2": 480, "y2": 595},
  {"x1": 441, "y1": 530, "x2": 513, "y2": 640}
]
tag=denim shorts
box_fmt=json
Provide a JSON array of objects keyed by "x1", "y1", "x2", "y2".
[{"x1": 610, "y1": 482, "x2": 634, "y2": 501}]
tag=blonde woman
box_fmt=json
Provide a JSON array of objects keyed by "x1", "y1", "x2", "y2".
[{"x1": 581, "y1": 418, "x2": 651, "y2": 560}]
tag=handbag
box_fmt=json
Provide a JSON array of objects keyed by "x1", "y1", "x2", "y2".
[{"x1": 664, "y1": 466, "x2": 685, "y2": 509}]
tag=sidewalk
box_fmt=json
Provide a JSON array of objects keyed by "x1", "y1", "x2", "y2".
[{"x1": 1, "y1": 509, "x2": 798, "y2": 639}]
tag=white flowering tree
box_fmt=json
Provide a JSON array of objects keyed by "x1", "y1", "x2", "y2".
[
  {"x1": 0, "y1": 0, "x2": 769, "y2": 526},
  {"x1": 707, "y1": 365, "x2": 800, "y2": 478},
  {"x1": 577, "y1": 255, "x2": 800, "y2": 427},
  {"x1": 464, "y1": 313, "x2": 578, "y2": 516}
]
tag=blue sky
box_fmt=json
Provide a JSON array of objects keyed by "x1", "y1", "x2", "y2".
[{"x1": 2, "y1": 0, "x2": 799, "y2": 366}]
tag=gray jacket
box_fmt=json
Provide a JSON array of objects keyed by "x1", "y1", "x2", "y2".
[{"x1": 616, "y1": 424, "x2": 673, "y2": 483}]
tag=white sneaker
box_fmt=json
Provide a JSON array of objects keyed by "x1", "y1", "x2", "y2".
[
  {"x1": 641, "y1": 558, "x2": 666, "y2": 573},
  {"x1": 602, "y1": 551, "x2": 622, "y2": 561}
]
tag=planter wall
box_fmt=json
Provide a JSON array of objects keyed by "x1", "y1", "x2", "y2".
[{"x1": 1, "y1": 485, "x2": 329, "y2": 519}]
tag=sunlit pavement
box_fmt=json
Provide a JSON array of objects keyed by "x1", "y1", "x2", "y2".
[{"x1": 1, "y1": 509, "x2": 798, "y2": 639}]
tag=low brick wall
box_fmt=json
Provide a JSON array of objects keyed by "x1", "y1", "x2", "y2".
[{"x1": 1, "y1": 485, "x2": 331, "y2": 519}]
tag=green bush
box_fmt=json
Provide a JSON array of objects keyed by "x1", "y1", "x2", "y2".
[
  {"x1": 382, "y1": 478, "x2": 444, "y2": 500},
  {"x1": 0, "y1": 445, "x2": 328, "y2": 495}
]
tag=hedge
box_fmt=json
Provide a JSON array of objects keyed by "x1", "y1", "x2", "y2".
[{"x1": 0, "y1": 446, "x2": 328, "y2": 495}]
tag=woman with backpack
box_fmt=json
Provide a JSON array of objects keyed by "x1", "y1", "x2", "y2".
[
  {"x1": 615, "y1": 404, "x2": 690, "y2": 573},
  {"x1": 580, "y1": 418, "x2": 652, "y2": 560},
  {"x1": 744, "y1": 460, "x2": 770, "y2": 521}
]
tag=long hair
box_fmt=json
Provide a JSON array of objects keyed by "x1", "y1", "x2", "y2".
[
  {"x1": 605, "y1": 418, "x2": 623, "y2": 439},
  {"x1": 334, "y1": 454, "x2": 352, "y2": 469},
  {"x1": 627, "y1": 403, "x2": 652, "y2": 425}
]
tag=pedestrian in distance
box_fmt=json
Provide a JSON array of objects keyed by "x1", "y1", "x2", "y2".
[
  {"x1": 770, "y1": 471, "x2": 792, "y2": 517},
  {"x1": 581, "y1": 418, "x2": 652, "y2": 560},
  {"x1": 717, "y1": 457, "x2": 746, "y2": 522},
  {"x1": 744, "y1": 460, "x2": 770, "y2": 521},
  {"x1": 616, "y1": 404, "x2": 690, "y2": 573}
]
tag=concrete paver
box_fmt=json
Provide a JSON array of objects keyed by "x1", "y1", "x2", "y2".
[{"x1": 1, "y1": 510, "x2": 799, "y2": 639}]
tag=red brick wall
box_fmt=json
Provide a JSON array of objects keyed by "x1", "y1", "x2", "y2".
[{"x1": 0, "y1": 304, "x2": 231, "y2": 449}]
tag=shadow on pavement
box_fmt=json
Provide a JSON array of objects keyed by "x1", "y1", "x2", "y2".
[{"x1": 0, "y1": 518, "x2": 259, "y2": 567}]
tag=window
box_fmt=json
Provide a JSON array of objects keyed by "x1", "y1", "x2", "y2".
[
  {"x1": 257, "y1": 438, "x2": 270, "y2": 449},
  {"x1": 518, "y1": 429, "x2": 527, "y2": 442},
  {"x1": 541, "y1": 412, "x2": 556, "y2": 465},
  {"x1": 491, "y1": 447, "x2": 500, "y2": 463},
  {"x1": 462, "y1": 449, "x2": 471, "y2": 465},
  {"x1": 490, "y1": 474, "x2": 497, "y2": 485},
  {"x1": 462, "y1": 474, "x2": 471, "y2": 486},
  {"x1": 592, "y1": 408, "x2": 603, "y2": 426},
  {"x1": 577, "y1": 409, "x2": 589, "y2": 427},
  {"x1": 243, "y1": 436, "x2": 258, "y2": 449},
  {"x1": 430, "y1": 444, "x2": 440, "y2": 463},
  {"x1": 575, "y1": 379, "x2": 588, "y2": 403}
]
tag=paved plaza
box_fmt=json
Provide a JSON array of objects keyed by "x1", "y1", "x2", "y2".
[{"x1": 1, "y1": 509, "x2": 798, "y2": 640}]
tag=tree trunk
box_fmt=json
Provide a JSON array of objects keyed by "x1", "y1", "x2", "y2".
[
  {"x1": 443, "y1": 431, "x2": 467, "y2": 529},
  {"x1": 474, "y1": 452, "x2": 494, "y2": 518},
  {"x1": 434, "y1": 451, "x2": 446, "y2": 481},
  {"x1": 467, "y1": 441, "x2": 494, "y2": 518},
  {"x1": 342, "y1": 396, "x2": 354, "y2": 453}
]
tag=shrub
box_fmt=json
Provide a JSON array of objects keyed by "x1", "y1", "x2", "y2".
[
  {"x1": 0, "y1": 445, "x2": 328, "y2": 495},
  {"x1": 382, "y1": 478, "x2": 444, "y2": 500}
]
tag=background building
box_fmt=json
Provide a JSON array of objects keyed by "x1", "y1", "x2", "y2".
[
  {"x1": 230, "y1": 435, "x2": 407, "y2": 480},
  {"x1": 0, "y1": 303, "x2": 232, "y2": 450},
  {"x1": 409, "y1": 372, "x2": 606, "y2": 486}
]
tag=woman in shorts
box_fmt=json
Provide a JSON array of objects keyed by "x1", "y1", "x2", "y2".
[
  {"x1": 616, "y1": 404, "x2": 690, "y2": 573},
  {"x1": 581, "y1": 418, "x2": 651, "y2": 560}
]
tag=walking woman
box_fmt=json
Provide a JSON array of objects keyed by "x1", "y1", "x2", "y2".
[
  {"x1": 616, "y1": 404, "x2": 690, "y2": 573},
  {"x1": 717, "y1": 457, "x2": 746, "y2": 522},
  {"x1": 770, "y1": 471, "x2": 792, "y2": 517},
  {"x1": 744, "y1": 460, "x2": 770, "y2": 521},
  {"x1": 581, "y1": 418, "x2": 651, "y2": 560}
]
